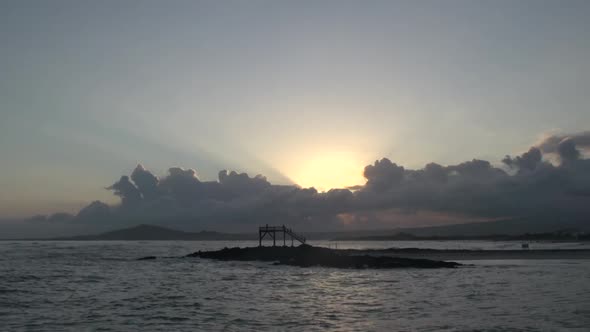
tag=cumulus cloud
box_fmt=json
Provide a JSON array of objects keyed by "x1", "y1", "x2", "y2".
[
  {"x1": 35, "y1": 131, "x2": 590, "y2": 231},
  {"x1": 130, "y1": 164, "x2": 160, "y2": 201},
  {"x1": 76, "y1": 201, "x2": 111, "y2": 221},
  {"x1": 557, "y1": 138, "x2": 581, "y2": 163},
  {"x1": 158, "y1": 167, "x2": 203, "y2": 206},
  {"x1": 363, "y1": 158, "x2": 405, "y2": 192},
  {"x1": 218, "y1": 170, "x2": 270, "y2": 196},
  {"x1": 107, "y1": 176, "x2": 141, "y2": 207},
  {"x1": 536, "y1": 131, "x2": 590, "y2": 157},
  {"x1": 448, "y1": 159, "x2": 506, "y2": 181},
  {"x1": 502, "y1": 147, "x2": 542, "y2": 173}
]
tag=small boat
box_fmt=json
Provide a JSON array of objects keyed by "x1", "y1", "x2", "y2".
[{"x1": 521, "y1": 243, "x2": 529, "y2": 249}]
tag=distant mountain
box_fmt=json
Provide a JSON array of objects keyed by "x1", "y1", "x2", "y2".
[
  {"x1": 332, "y1": 230, "x2": 590, "y2": 241},
  {"x1": 31, "y1": 214, "x2": 590, "y2": 241},
  {"x1": 397, "y1": 216, "x2": 590, "y2": 237},
  {"x1": 331, "y1": 216, "x2": 590, "y2": 240},
  {"x1": 53, "y1": 224, "x2": 256, "y2": 241}
]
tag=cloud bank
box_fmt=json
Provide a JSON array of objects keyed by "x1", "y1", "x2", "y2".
[{"x1": 29, "y1": 132, "x2": 590, "y2": 231}]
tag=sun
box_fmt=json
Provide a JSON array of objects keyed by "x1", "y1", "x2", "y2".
[{"x1": 289, "y1": 151, "x2": 366, "y2": 191}]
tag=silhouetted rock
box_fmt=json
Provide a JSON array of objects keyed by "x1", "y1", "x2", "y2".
[{"x1": 186, "y1": 245, "x2": 460, "y2": 269}]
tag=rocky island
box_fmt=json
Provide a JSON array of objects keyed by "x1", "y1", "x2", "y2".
[{"x1": 185, "y1": 244, "x2": 461, "y2": 269}]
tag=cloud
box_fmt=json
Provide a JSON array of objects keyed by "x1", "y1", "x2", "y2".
[
  {"x1": 34, "y1": 131, "x2": 590, "y2": 231},
  {"x1": 76, "y1": 200, "x2": 111, "y2": 221},
  {"x1": 536, "y1": 131, "x2": 590, "y2": 157},
  {"x1": 447, "y1": 159, "x2": 506, "y2": 181},
  {"x1": 47, "y1": 212, "x2": 75, "y2": 223},
  {"x1": 130, "y1": 164, "x2": 160, "y2": 201},
  {"x1": 557, "y1": 138, "x2": 581, "y2": 163},
  {"x1": 218, "y1": 170, "x2": 271, "y2": 199},
  {"x1": 363, "y1": 158, "x2": 405, "y2": 192},
  {"x1": 26, "y1": 212, "x2": 75, "y2": 223},
  {"x1": 107, "y1": 176, "x2": 141, "y2": 208},
  {"x1": 157, "y1": 167, "x2": 204, "y2": 206},
  {"x1": 502, "y1": 147, "x2": 542, "y2": 173}
]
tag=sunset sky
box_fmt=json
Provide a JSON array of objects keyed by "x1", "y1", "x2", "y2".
[{"x1": 1, "y1": 1, "x2": 589, "y2": 230}]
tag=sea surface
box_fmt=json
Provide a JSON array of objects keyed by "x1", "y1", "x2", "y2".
[{"x1": 1, "y1": 240, "x2": 589, "y2": 331}]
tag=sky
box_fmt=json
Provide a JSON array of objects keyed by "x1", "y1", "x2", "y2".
[{"x1": 1, "y1": 1, "x2": 590, "y2": 235}]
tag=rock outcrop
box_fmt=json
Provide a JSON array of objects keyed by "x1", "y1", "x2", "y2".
[{"x1": 186, "y1": 244, "x2": 460, "y2": 269}]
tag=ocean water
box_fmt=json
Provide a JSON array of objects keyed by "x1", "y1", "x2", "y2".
[{"x1": 1, "y1": 241, "x2": 589, "y2": 331}]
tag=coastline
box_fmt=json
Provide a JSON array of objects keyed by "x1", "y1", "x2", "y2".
[{"x1": 357, "y1": 248, "x2": 590, "y2": 260}]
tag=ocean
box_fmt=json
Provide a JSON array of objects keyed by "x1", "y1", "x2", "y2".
[{"x1": 1, "y1": 241, "x2": 589, "y2": 331}]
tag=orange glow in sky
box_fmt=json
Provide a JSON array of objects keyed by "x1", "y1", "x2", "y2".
[{"x1": 287, "y1": 150, "x2": 366, "y2": 191}]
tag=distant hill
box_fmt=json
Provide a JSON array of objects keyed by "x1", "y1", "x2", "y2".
[
  {"x1": 53, "y1": 224, "x2": 256, "y2": 241},
  {"x1": 332, "y1": 231, "x2": 590, "y2": 241},
  {"x1": 333, "y1": 216, "x2": 590, "y2": 240},
  {"x1": 25, "y1": 214, "x2": 590, "y2": 241},
  {"x1": 396, "y1": 216, "x2": 590, "y2": 237}
]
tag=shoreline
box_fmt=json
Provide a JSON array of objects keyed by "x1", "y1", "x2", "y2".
[{"x1": 357, "y1": 248, "x2": 590, "y2": 260}]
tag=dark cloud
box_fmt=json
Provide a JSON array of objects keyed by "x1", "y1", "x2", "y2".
[
  {"x1": 557, "y1": 138, "x2": 580, "y2": 163},
  {"x1": 502, "y1": 147, "x2": 542, "y2": 173},
  {"x1": 447, "y1": 159, "x2": 506, "y2": 181},
  {"x1": 131, "y1": 164, "x2": 160, "y2": 201},
  {"x1": 158, "y1": 167, "x2": 204, "y2": 206},
  {"x1": 48, "y1": 212, "x2": 75, "y2": 223},
  {"x1": 26, "y1": 215, "x2": 52, "y2": 223},
  {"x1": 37, "y1": 131, "x2": 590, "y2": 231},
  {"x1": 363, "y1": 158, "x2": 405, "y2": 192},
  {"x1": 218, "y1": 170, "x2": 270, "y2": 196},
  {"x1": 107, "y1": 176, "x2": 141, "y2": 207},
  {"x1": 422, "y1": 163, "x2": 448, "y2": 183},
  {"x1": 75, "y1": 200, "x2": 112, "y2": 223},
  {"x1": 536, "y1": 131, "x2": 590, "y2": 157},
  {"x1": 25, "y1": 212, "x2": 75, "y2": 223}
]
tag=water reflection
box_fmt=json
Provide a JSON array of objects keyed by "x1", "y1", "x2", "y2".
[{"x1": 0, "y1": 241, "x2": 589, "y2": 331}]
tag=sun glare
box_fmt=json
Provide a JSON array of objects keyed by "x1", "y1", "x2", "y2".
[{"x1": 289, "y1": 151, "x2": 366, "y2": 191}]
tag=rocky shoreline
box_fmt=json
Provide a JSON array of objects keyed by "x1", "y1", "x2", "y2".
[{"x1": 185, "y1": 244, "x2": 461, "y2": 269}]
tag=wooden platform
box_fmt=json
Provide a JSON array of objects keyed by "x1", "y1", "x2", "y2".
[{"x1": 259, "y1": 225, "x2": 306, "y2": 247}]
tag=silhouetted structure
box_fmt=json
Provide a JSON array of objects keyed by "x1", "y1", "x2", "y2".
[{"x1": 259, "y1": 224, "x2": 306, "y2": 247}]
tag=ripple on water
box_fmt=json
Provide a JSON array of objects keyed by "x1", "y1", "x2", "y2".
[{"x1": 1, "y1": 241, "x2": 589, "y2": 331}]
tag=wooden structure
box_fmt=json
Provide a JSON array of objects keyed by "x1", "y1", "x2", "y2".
[{"x1": 259, "y1": 225, "x2": 306, "y2": 247}]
